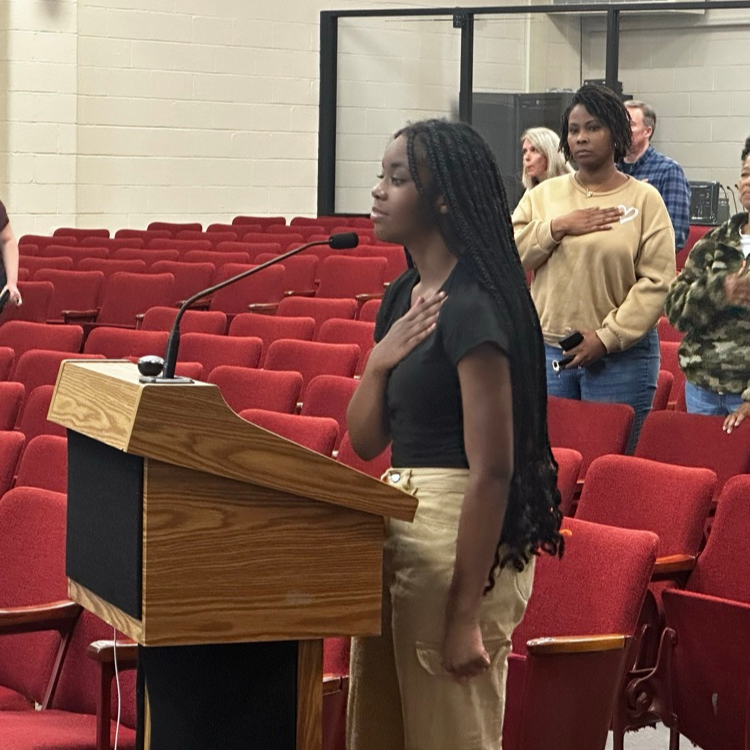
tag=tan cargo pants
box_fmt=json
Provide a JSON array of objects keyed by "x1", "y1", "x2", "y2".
[{"x1": 347, "y1": 468, "x2": 534, "y2": 750}]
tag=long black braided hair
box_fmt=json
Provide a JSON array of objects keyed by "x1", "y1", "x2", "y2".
[
  {"x1": 559, "y1": 83, "x2": 633, "y2": 163},
  {"x1": 395, "y1": 119, "x2": 564, "y2": 586}
]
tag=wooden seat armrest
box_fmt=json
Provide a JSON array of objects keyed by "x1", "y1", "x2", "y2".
[
  {"x1": 526, "y1": 634, "x2": 630, "y2": 656},
  {"x1": 322, "y1": 675, "x2": 344, "y2": 694},
  {"x1": 182, "y1": 299, "x2": 211, "y2": 310},
  {"x1": 87, "y1": 639, "x2": 139, "y2": 666},
  {"x1": 62, "y1": 309, "x2": 99, "y2": 324},
  {"x1": 283, "y1": 289, "x2": 316, "y2": 298},
  {"x1": 0, "y1": 600, "x2": 82, "y2": 635},
  {"x1": 652, "y1": 554, "x2": 697, "y2": 581},
  {"x1": 247, "y1": 302, "x2": 279, "y2": 315},
  {"x1": 355, "y1": 293, "x2": 384, "y2": 304}
]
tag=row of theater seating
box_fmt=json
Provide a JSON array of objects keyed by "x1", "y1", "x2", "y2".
[{"x1": 2, "y1": 218, "x2": 742, "y2": 749}]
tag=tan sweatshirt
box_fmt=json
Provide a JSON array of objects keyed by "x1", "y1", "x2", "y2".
[{"x1": 512, "y1": 173, "x2": 677, "y2": 353}]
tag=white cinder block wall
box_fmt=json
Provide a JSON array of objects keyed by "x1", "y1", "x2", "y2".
[
  {"x1": 0, "y1": 1, "x2": 747, "y2": 233},
  {"x1": 582, "y1": 8, "x2": 750, "y2": 195}
]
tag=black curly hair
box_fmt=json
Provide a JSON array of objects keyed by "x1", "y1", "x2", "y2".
[
  {"x1": 741, "y1": 136, "x2": 750, "y2": 162},
  {"x1": 560, "y1": 83, "x2": 632, "y2": 163},
  {"x1": 394, "y1": 119, "x2": 564, "y2": 587}
]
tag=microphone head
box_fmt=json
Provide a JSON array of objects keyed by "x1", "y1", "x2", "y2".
[{"x1": 328, "y1": 232, "x2": 359, "y2": 250}]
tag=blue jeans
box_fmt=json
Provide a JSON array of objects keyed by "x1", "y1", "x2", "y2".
[
  {"x1": 545, "y1": 329, "x2": 660, "y2": 453},
  {"x1": 685, "y1": 381, "x2": 743, "y2": 416}
]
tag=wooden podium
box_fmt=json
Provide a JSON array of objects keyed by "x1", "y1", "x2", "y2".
[{"x1": 48, "y1": 360, "x2": 416, "y2": 750}]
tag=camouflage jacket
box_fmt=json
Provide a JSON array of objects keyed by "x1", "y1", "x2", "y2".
[{"x1": 665, "y1": 212, "x2": 750, "y2": 400}]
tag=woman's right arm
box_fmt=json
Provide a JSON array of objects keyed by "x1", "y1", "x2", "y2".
[
  {"x1": 513, "y1": 195, "x2": 622, "y2": 272},
  {"x1": 346, "y1": 293, "x2": 446, "y2": 460}
]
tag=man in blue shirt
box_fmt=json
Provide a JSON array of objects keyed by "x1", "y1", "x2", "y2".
[{"x1": 619, "y1": 100, "x2": 691, "y2": 251}]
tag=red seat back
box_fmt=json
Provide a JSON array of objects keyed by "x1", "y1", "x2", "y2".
[
  {"x1": 84, "y1": 327, "x2": 169, "y2": 360},
  {"x1": 140, "y1": 306, "x2": 227, "y2": 335},
  {"x1": 576, "y1": 455, "x2": 716, "y2": 557},
  {"x1": 551, "y1": 446, "x2": 582, "y2": 516},
  {"x1": 547, "y1": 396, "x2": 634, "y2": 477},
  {"x1": 178, "y1": 333, "x2": 262, "y2": 377},
  {"x1": 276, "y1": 296, "x2": 357, "y2": 337},
  {"x1": 97, "y1": 272, "x2": 175, "y2": 325},
  {"x1": 34, "y1": 270, "x2": 105, "y2": 323},
  {"x1": 238, "y1": 409, "x2": 339, "y2": 456},
  {"x1": 15, "y1": 435, "x2": 67, "y2": 494},
  {"x1": 264, "y1": 340, "x2": 360, "y2": 399},
  {"x1": 149, "y1": 261, "x2": 215, "y2": 302},
  {"x1": 0, "y1": 281, "x2": 54, "y2": 324},
  {"x1": 0, "y1": 322, "x2": 83, "y2": 373},
  {"x1": 207, "y1": 366, "x2": 303, "y2": 414},
  {"x1": 147, "y1": 221, "x2": 202, "y2": 235},
  {"x1": 228, "y1": 313, "x2": 315, "y2": 366},
  {"x1": 635, "y1": 411, "x2": 750, "y2": 495},
  {"x1": 300, "y1": 375, "x2": 359, "y2": 449},
  {"x1": 208, "y1": 264, "x2": 285, "y2": 314}
]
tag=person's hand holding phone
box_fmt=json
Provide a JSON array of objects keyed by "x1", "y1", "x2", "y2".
[{"x1": 561, "y1": 329, "x2": 606, "y2": 369}]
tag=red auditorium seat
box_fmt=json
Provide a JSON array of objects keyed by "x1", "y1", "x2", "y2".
[
  {"x1": 352, "y1": 245, "x2": 408, "y2": 283},
  {"x1": 15, "y1": 435, "x2": 67, "y2": 494},
  {"x1": 140, "y1": 306, "x2": 227, "y2": 335},
  {"x1": 264, "y1": 340, "x2": 360, "y2": 399},
  {"x1": 657, "y1": 315, "x2": 683, "y2": 343},
  {"x1": 206, "y1": 223, "x2": 246, "y2": 236},
  {"x1": 15, "y1": 385, "x2": 66, "y2": 443},
  {"x1": 275, "y1": 297, "x2": 357, "y2": 337},
  {"x1": 149, "y1": 261, "x2": 215, "y2": 302},
  {"x1": 38, "y1": 244, "x2": 108, "y2": 266},
  {"x1": 0, "y1": 486, "x2": 77, "y2": 712},
  {"x1": 53, "y1": 227, "x2": 109, "y2": 240},
  {"x1": 659, "y1": 340, "x2": 685, "y2": 407},
  {"x1": 148, "y1": 238, "x2": 212, "y2": 254},
  {"x1": 240, "y1": 232, "x2": 303, "y2": 252},
  {"x1": 652, "y1": 370, "x2": 674, "y2": 411},
  {"x1": 300, "y1": 375, "x2": 359, "y2": 448},
  {"x1": 231, "y1": 215, "x2": 286, "y2": 229},
  {"x1": 547, "y1": 396, "x2": 634, "y2": 478},
  {"x1": 19, "y1": 235, "x2": 77, "y2": 250},
  {"x1": 83, "y1": 328, "x2": 169, "y2": 360},
  {"x1": 20, "y1": 256, "x2": 74, "y2": 277},
  {"x1": 33, "y1": 270, "x2": 105, "y2": 323},
  {"x1": 183, "y1": 250, "x2": 252, "y2": 268},
  {"x1": 228, "y1": 313, "x2": 315, "y2": 366},
  {"x1": 177, "y1": 230, "x2": 236, "y2": 245},
  {"x1": 113, "y1": 247, "x2": 180, "y2": 267},
  {"x1": 357, "y1": 298, "x2": 381, "y2": 322},
  {"x1": 215, "y1": 241, "x2": 283, "y2": 262},
  {"x1": 115, "y1": 228, "x2": 171, "y2": 242},
  {"x1": 0, "y1": 322, "x2": 83, "y2": 372},
  {"x1": 0, "y1": 381, "x2": 25, "y2": 430},
  {"x1": 254, "y1": 252, "x2": 318, "y2": 294},
  {"x1": 635, "y1": 410, "x2": 750, "y2": 495},
  {"x1": 291, "y1": 216, "x2": 342, "y2": 231},
  {"x1": 317, "y1": 319, "x2": 375, "y2": 375},
  {"x1": 208, "y1": 264, "x2": 285, "y2": 316},
  {"x1": 178, "y1": 332, "x2": 262, "y2": 377},
  {"x1": 503, "y1": 519, "x2": 658, "y2": 750},
  {"x1": 0, "y1": 348, "x2": 14, "y2": 381},
  {"x1": 0, "y1": 432, "x2": 26, "y2": 498},
  {"x1": 12, "y1": 351, "x2": 104, "y2": 404},
  {"x1": 551, "y1": 446, "x2": 583, "y2": 516},
  {"x1": 675, "y1": 224, "x2": 711, "y2": 271},
  {"x1": 661, "y1": 475, "x2": 750, "y2": 750},
  {"x1": 336, "y1": 432, "x2": 392, "y2": 479},
  {"x1": 0, "y1": 281, "x2": 54, "y2": 324},
  {"x1": 77, "y1": 258, "x2": 147, "y2": 279},
  {"x1": 70, "y1": 271, "x2": 175, "y2": 328},
  {"x1": 207, "y1": 366, "x2": 303, "y2": 414},
  {"x1": 238, "y1": 409, "x2": 339, "y2": 456},
  {"x1": 0, "y1": 611, "x2": 138, "y2": 750},
  {"x1": 148, "y1": 221, "x2": 202, "y2": 234},
  {"x1": 79, "y1": 236, "x2": 144, "y2": 250}
]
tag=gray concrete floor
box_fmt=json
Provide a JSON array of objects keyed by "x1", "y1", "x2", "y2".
[{"x1": 605, "y1": 725, "x2": 699, "y2": 749}]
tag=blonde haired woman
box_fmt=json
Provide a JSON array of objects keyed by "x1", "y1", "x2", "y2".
[{"x1": 521, "y1": 127, "x2": 573, "y2": 190}]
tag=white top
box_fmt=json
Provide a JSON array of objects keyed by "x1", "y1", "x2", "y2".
[{"x1": 740, "y1": 232, "x2": 750, "y2": 259}]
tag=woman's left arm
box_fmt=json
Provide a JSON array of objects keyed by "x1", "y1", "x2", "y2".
[
  {"x1": 596, "y1": 210, "x2": 676, "y2": 353},
  {"x1": 443, "y1": 343, "x2": 513, "y2": 681},
  {"x1": 0, "y1": 222, "x2": 21, "y2": 304}
]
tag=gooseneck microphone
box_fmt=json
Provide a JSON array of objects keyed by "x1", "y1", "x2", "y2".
[{"x1": 137, "y1": 232, "x2": 360, "y2": 382}]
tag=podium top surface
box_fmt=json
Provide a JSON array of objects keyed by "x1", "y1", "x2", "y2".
[{"x1": 49, "y1": 360, "x2": 416, "y2": 522}]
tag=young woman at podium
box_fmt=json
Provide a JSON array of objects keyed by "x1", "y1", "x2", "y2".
[{"x1": 346, "y1": 119, "x2": 564, "y2": 750}]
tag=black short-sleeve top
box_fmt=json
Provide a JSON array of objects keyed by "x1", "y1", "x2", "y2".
[
  {"x1": 0, "y1": 201, "x2": 8, "y2": 232},
  {"x1": 375, "y1": 260, "x2": 511, "y2": 469}
]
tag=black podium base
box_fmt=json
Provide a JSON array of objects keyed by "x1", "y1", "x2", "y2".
[{"x1": 139, "y1": 641, "x2": 298, "y2": 750}]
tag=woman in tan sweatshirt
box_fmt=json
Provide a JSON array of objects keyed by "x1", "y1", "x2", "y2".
[{"x1": 512, "y1": 83, "x2": 676, "y2": 451}]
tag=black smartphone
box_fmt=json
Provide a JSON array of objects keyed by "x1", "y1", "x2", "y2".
[
  {"x1": 559, "y1": 330, "x2": 583, "y2": 352},
  {"x1": 0, "y1": 288, "x2": 10, "y2": 313}
]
